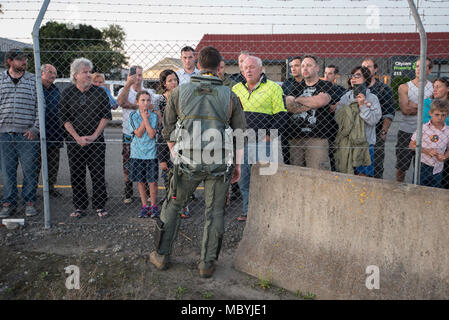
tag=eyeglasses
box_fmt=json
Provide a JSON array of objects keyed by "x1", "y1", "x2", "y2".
[{"x1": 349, "y1": 73, "x2": 363, "y2": 79}]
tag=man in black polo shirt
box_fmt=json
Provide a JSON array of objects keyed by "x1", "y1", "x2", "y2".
[
  {"x1": 59, "y1": 58, "x2": 112, "y2": 218},
  {"x1": 285, "y1": 55, "x2": 339, "y2": 170}
]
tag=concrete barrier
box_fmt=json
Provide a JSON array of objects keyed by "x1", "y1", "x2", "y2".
[{"x1": 233, "y1": 164, "x2": 449, "y2": 299}]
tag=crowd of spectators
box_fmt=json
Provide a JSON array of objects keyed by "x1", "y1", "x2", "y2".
[{"x1": 0, "y1": 46, "x2": 447, "y2": 220}]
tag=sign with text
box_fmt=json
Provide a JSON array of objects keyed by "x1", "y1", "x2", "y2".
[{"x1": 391, "y1": 55, "x2": 416, "y2": 79}]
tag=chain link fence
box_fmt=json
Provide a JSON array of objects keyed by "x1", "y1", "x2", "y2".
[{"x1": 0, "y1": 1, "x2": 449, "y2": 228}]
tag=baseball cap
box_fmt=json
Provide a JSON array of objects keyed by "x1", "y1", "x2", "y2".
[{"x1": 5, "y1": 48, "x2": 29, "y2": 61}]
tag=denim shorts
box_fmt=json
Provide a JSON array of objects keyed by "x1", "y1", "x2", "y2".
[{"x1": 128, "y1": 158, "x2": 159, "y2": 183}]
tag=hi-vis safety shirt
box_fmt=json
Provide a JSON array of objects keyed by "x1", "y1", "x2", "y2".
[{"x1": 232, "y1": 73, "x2": 287, "y2": 132}]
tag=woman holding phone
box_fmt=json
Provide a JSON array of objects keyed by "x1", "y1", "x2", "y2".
[{"x1": 336, "y1": 66, "x2": 382, "y2": 176}]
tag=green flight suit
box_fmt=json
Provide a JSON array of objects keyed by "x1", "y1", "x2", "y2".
[{"x1": 156, "y1": 72, "x2": 246, "y2": 268}]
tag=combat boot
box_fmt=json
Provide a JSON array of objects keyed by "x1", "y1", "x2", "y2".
[
  {"x1": 199, "y1": 261, "x2": 216, "y2": 278},
  {"x1": 149, "y1": 251, "x2": 170, "y2": 270}
]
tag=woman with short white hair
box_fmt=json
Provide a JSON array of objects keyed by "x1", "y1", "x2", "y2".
[{"x1": 59, "y1": 57, "x2": 112, "y2": 218}]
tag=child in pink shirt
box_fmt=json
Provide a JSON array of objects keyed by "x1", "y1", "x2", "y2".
[{"x1": 409, "y1": 99, "x2": 449, "y2": 187}]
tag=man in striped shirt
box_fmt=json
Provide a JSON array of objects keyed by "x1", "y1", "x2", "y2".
[{"x1": 0, "y1": 49, "x2": 40, "y2": 218}]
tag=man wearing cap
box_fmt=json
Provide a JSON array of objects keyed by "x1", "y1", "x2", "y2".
[{"x1": 0, "y1": 49, "x2": 40, "y2": 218}]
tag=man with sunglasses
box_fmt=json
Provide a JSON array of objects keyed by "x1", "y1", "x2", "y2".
[{"x1": 0, "y1": 49, "x2": 40, "y2": 218}]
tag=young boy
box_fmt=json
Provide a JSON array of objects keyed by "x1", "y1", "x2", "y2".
[
  {"x1": 128, "y1": 91, "x2": 159, "y2": 217},
  {"x1": 409, "y1": 99, "x2": 449, "y2": 187}
]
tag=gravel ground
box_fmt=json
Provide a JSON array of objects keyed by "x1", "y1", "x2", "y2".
[{"x1": 0, "y1": 192, "x2": 303, "y2": 300}]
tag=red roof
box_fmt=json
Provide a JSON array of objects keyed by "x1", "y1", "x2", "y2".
[{"x1": 196, "y1": 33, "x2": 449, "y2": 60}]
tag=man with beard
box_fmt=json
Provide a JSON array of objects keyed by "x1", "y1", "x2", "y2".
[
  {"x1": 285, "y1": 55, "x2": 340, "y2": 170},
  {"x1": 0, "y1": 49, "x2": 40, "y2": 218}
]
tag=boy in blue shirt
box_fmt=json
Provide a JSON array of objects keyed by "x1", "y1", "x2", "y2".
[{"x1": 128, "y1": 91, "x2": 159, "y2": 218}]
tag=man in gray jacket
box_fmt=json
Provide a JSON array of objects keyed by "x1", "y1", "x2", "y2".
[{"x1": 0, "y1": 49, "x2": 40, "y2": 218}]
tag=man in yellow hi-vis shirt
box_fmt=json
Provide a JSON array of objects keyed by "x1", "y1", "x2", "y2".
[{"x1": 232, "y1": 56, "x2": 287, "y2": 221}]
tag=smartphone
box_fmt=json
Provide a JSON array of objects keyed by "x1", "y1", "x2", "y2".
[
  {"x1": 129, "y1": 66, "x2": 137, "y2": 76},
  {"x1": 353, "y1": 83, "x2": 367, "y2": 97}
]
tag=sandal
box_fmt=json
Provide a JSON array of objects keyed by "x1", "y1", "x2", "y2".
[
  {"x1": 96, "y1": 209, "x2": 109, "y2": 218},
  {"x1": 70, "y1": 209, "x2": 86, "y2": 219}
]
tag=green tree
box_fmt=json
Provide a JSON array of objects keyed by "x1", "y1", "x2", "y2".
[
  {"x1": 30, "y1": 21, "x2": 128, "y2": 79},
  {"x1": 102, "y1": 24, "x2": 126, "y2": 51}
]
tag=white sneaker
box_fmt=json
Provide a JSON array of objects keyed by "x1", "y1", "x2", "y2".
[
  {"x1": 123, "y1": 197, "x2": 133, "y2": 204},
  {"x1": 0, "y1": 205, "x2": 15, "y2": 218}
]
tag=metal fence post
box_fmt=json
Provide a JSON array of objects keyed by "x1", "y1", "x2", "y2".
[
  {"x1": 32, "y1": 0, "x2": 51, "y2": 229},
  {"x1": 407, "y1": 0, "x2": 427, "y2": 186}
]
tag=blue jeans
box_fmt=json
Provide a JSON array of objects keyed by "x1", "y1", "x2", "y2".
[
  {"x1": 0, "y1": 133, "x2": 39, "y2": 205},
  {"x1": 418, "y1": 163, "x2": 442, "y2": 188},
  {"x1": 238, "y1": 141, "x2": 273, "y2": 216}
]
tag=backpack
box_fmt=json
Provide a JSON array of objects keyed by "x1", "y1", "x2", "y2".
[{"x1": 172, "y1": 76, "x2": 233, "y2": 176}]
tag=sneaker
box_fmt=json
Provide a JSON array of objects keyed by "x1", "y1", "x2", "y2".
[
  {"x1": 149, "y1": 205, "x2": 160, "y2": 218},
  {"x1": 138, "y1": 205, "x2": 150, "y2": 218},
  {"x1": 149, "y1": 251, "x2": 170, "y2": 270},
  {"x1": 0, "y1": 204, "x2": 16, "y2": 218},
  {"x1": 25, "y1": 204, "x2": 38, "y2": 217},
  {"x1": 180, "y1": 206, "x2": 191, "y2": 219},
  {"x1": 199, "y1": 261, "x2": 216, "y2": 278}
]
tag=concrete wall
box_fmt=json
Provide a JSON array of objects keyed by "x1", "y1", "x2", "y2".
[{"x1": 233, "y1": 164, "x2": 449, "y2": 299}]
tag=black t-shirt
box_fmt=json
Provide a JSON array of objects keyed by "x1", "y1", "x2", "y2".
[
  {"x1": 282, "y1": 77, "x2": 302, "y2": 96},
  {"x1": 288, "y1": 79, "x2": 340, "y2": 140},
  {"x1": 59, "y1": 84, "x2": 112, "y2": 142}
]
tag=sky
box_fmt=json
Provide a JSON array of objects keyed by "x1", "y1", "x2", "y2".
[
  {"x1": 0, "y1": 0, "x2": 448, "y2": 66},
  {"x1": 1, "y1": 0, "x2": 448, "y2": 41}
]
